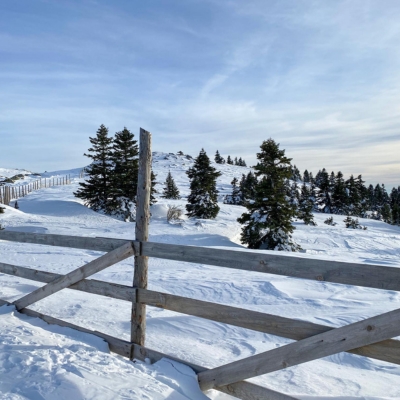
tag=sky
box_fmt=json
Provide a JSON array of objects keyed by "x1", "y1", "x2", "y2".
[{"x1": 1, "y1": 0, "x2": 400, "y2": 188}]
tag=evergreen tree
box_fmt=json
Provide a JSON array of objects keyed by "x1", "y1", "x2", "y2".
[
  {"x1": 214, "y1": 150, "x2": 224, "y2": 164},
  {"x1": 390, "y1": 187, "x2": 400, "y2": 225},
  {"x1": 224, "y1": 177, "x2": 242, "y2": 205},
  {"x1": 238, "y1": 157, "x2": 243, "y2": 166},
  {"x1": 291, "y1": 165, "x2": 301, "y2": 182},
  {"x1": 111, "y1": 127, "x2": 139, "y2": 217},
  {"x1": 226, "y1": 155, "x2": 233, "y2": 165},
  {"x1": 303, "y1": 169, "x2": 310, "y2": 183},
  {"x1": 162, "y1": 171, "x2": 180, "y2": 199},
  {"x1": 315, "y1": 168, "x2": 332, "y2": 213},
  {"x1": 186, "y1": 149, "x2": 221, "y2": 219},
  {"x1": 237, "y1": 139, "x2": 300, "y2": 251},
  {"x1": 298, "y1": 183, "x2": 316, "y2": 225},
  {"x1": 234, "y1": 157, "x2": 238, "y2": 165},
  {"x1": 381, "y1": 203, "x2": 392, "y2": 224},
  {"x1": 240, "y1": 171, "x2": 258, "y2": 202},
  {"x1": 74, "y1": 124, "x2": 114, "y2": 212},
  {"x1": 331, "y1": 171, "x2": 347, "y2": 214}
]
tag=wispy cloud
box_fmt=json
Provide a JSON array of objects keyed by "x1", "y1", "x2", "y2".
[{"x1": 1, "y1": 0, "x2": 400, "y2": 187}]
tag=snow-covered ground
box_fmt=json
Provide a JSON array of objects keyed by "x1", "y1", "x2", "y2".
[{"x1": 1, "y1": 152, "x2": 400, "y2": 399}]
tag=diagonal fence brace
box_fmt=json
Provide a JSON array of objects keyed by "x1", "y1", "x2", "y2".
[
  {"x1": 198, "y1": 304, "x2": 400, "y2": 391},
  {"x1": 13, "y1": 242, "x2": 135, "y2": 311}
]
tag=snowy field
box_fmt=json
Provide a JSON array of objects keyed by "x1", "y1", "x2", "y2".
[{"x1": 1, "y1": 152, "x2": 400, "y2": 399}]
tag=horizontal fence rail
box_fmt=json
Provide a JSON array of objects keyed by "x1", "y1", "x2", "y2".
[
  {"x1": 1, "y1": 230, "x2": 400, "y2": 291},
  {"x1": 1, "y1": 229, "x2": 400, "y2": 399},
  {"x1": 1, "y1": 260, "x2": 400, "y2": 366}
]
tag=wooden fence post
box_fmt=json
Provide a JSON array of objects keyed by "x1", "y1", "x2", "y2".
[{"x1": 131, "y1": 128, "x2": 152, "y2": 349}]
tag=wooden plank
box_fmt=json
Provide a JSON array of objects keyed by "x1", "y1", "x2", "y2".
[
  {"x1": 198, "y1": 305, "x2": 400, "y2": 391},
  {"x1": 0, "y1": 230, "x2": 135, "y2": 253},
  {"x1": 138, "y1": 288, "x2": 400, "y2": 365},
  {"x1": 139, "y1": 288, "x2": 327, "y2": 340},
  {"x1": 1, "y1": 230, "x2": 400, "y2": 291},
  {"x1": 141, "y1": 241, "x2": 400, "y2": 291},
  {"x1": 0, "y1": 262, "x2": 136, "y2": 301},
  {"x1": 2, "y1": 261, "x2": 400, "y2": 365},
  {"x1": 131, "y1": 128, "x2": 152, "y2": 347},
  {"x1": 13, "y1": 242, "x2": 135, "y2": 310}
]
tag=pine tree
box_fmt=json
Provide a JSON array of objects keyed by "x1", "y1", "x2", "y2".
[
  {"x1": 240, "y1": 171, "x2": 257, "y2": 202},
  {"x1": 74, "y1": 124, "x2": 114, "y2": 212},
  {"x1": 237, "y1": 139, "x2": 300, "y2": 251},
  {"x1": 298, "y1": 183, "x2": 316, "y2": 225},
  {"x1": 162, "y1": 171, "x2": 180, "y2": 199},
  {"x1": 226, "y1": 155, "x2": 233, "y2": 165},
  {"x1": 234, "y1": 157, "x2": 238, "y2": 165},
  {"x1": 303, "y1": 170, "x2": 310, "y2": 183},
  {"x1": 186, "y1": 149, "x2": 221, "y2": 219},
  {"x1": 224, "y1": 177, "x2": 242, "y2": 205},
  {"x1": 214, "y1": 150, "x2": 224, "y2": 164},
  {"x1": 331, "y1": 171, "x2": 347, "y2": 214},
  {"x1": 110, "y1": 127, "x2": 139, "y2": 218},
  {"x1": 315, "y1": 168, "x2": 332, "y2": 213}
]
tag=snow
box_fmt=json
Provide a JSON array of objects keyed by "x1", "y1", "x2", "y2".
[
  {"x1": 0, "y1": 305, "x2": 206, "y2": 400},
  {"x1": 0, "y1": 152, "x2": 400, "y2": 398}
]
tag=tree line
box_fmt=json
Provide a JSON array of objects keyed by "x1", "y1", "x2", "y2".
[{"x1": 76, "y1": 125, "x2": 399, "y2": 253}]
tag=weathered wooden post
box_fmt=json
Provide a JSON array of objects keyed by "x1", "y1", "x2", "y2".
[{"x1": 131, "y1": 128, "x2": 152, "y2": 349}]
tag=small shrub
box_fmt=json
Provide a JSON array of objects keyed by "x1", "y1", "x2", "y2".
[
  {"x1": 167, "y1": 205, "x2": 183, "y2": 223},
  {"x1": 324, "y1": 217, "x2": 337, "y2": 226},
  {"x1": 343, "y1": 216, "x2": 367, "y2": 230}
]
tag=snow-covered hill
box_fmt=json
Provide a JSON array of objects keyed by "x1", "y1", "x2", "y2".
[{"x1": 1, "y1": 152, "x2": 400, "y2": 399}]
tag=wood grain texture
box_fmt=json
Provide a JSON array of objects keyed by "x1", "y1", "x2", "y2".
[
  {"x1": 2, "y1": 262, "x2": 400, "y2": 366},
  {"x1": 0, "y1": 262, "x2": 136, "y2": 301},
  {"x1": 1, "y1": 230, "x2": 400, "y2": 291},
  {"x1": 141, "y1": 241, "x2": 400, "y2": 291},
  {"x1": 198, "y1": 305, "x2": 400, "y2": 391},
  {"x1": 0, "y1": 230, "x2": 134, "y2": 252},
  {"x1": 13, "y1": 242, "x2": 135, "y2": 310},
  {"x1": 131, "y1": 128, "x2": 152, "y2": 347}
]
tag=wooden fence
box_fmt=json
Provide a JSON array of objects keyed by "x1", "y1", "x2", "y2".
[
  {"x1": 0, "y1": 175, "x2": 71, "y2": 205},
  {"x1": 0, "y1": 129, "x2": 399, "y2": 399}
]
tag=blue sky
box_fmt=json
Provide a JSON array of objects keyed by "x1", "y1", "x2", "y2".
[{"x1": 1, "y1": 0, "x2": 400, "y2": 188}]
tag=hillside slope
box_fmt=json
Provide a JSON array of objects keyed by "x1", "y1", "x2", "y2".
[{"x1": 0, "y1": 152, "x2": 400, "y2": 399}]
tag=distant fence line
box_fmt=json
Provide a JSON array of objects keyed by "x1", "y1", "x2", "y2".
[{"x1": 0, "y1": 175, "x2": 71, "y2": 206}]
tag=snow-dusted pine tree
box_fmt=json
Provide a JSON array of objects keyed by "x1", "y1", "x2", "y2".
[
  {"x1": 298, "y1": 183, "x2": 316, "y2": 225},
  {"x1": 74, "y1": 124, "x2": 114, "y2": 213},
  {"x1": 237, "y1": 139, "x2": 300, "y2": 251},
  {"x1": 186, "y1": 149, "x2": 221, "y2": 219},
  {"x1": 224, "y1": 177, "x2": 242, "y2": 205},
  {"x1": 162, "y1": 171, "x2": 180, "y2": 199}
]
